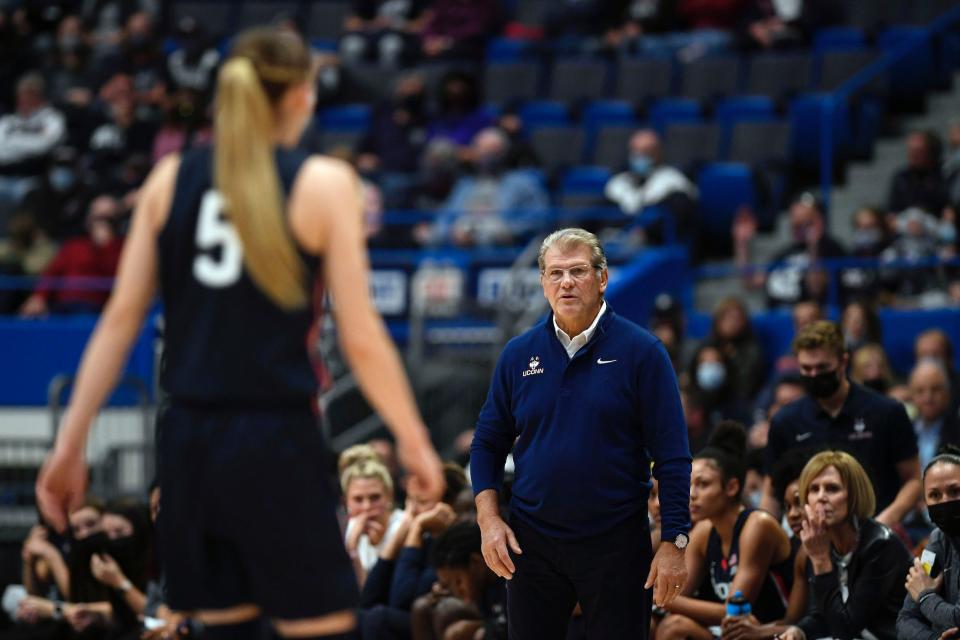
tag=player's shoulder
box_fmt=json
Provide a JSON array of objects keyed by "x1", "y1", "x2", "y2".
[{"x1": 298, "y1": 155, "x2": 357, "y2": 185}]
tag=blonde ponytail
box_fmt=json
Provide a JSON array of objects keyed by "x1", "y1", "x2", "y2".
[{"x1": 214, "y1": 56, "x2": 307, "y2": 310}]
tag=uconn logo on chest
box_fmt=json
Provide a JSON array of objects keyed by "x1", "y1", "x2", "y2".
[{"x1": 523, "y1": 356, "x2": 544, "y2": 377}]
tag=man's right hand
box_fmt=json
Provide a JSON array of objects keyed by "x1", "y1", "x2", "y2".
[{"x1": 479, "y1": 514, "x2": 522, "y2": 580}]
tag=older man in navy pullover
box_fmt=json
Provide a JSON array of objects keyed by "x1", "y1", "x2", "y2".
[{"x1": 471, "y1": 228, "x2": 692, "y2": 638}]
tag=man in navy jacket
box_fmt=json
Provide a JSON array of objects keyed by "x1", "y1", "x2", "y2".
[{"x1": 470, "y1": 227, "x2": 692, "y2": 638}]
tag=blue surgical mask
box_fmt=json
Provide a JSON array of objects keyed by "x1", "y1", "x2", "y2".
[
  {"x1": 49, "y1": 167, "x2": 76, "y2": 192},
  {"x1": 697, "y1": 361, "x2": 726, "y2": 391},
  {"x1": 629, "y1": 153, "x2": 653, "y2": 176}
]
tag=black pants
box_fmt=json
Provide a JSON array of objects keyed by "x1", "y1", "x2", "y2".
[{"x1": 507, "y1": 513, "x2": 652, "y2": 640}]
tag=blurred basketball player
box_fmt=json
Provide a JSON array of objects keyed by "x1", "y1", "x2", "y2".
[{"x1": 36, "y1": 27, "x2": 444, "y2": 639}]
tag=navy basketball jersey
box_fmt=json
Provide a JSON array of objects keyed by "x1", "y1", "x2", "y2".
[
  {"x1": 706, "y1": 508, "x2": 792, "y2": 622},
  {"x1": 158, "y1": 146, "x2": 324, "y2": 407}
]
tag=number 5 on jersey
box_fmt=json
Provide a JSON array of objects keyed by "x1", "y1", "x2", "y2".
[{"x1": 193, "y1": 190, "x2": 243, "y2": 288}]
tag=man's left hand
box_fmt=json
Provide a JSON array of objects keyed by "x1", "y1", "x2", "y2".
[{"x1": 645, "y1": 541, "x2": 687, "y2": 607}]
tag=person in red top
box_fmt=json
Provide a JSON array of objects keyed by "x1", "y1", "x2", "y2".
[{"x1": 20, "y1": 195, "x2": 124, "y2": 316}]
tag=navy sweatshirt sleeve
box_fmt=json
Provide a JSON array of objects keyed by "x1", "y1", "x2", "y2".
[
  {"x1": 388, "y1": 544, "x2": 435, "y2": 610},
  {"x1": 360, "y1": 557, "x2": 396, "y2": 608},
  {"x1": 638, "y1": 340, "x2": 692, "y2": 543},
  {"x1": 471, "y1": 350, "x2": 516, "y2": 495}
]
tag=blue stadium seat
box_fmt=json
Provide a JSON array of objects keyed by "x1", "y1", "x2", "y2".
[
  {"x1": 715, "y1": 96, "x2": 777, "y2": 127},
  {"x1": 560, "y1": 166, "x2": 612, "y2": 195},
  {"x1": 648, "y1": 98, "x2": 701, "y2": 133},
  {"x1": 318, "y1": 105, "x2": 372, "y2": 132},
  {"x1": 813, "y1": 27, "x2": 867, "y2": 53},
  {"x1": 697, "y1": 163, "x2": 757, "y2": 237},
  {"x1": 519, "y1": 101, "x2": 570, "y2": 131},
  {"x1": 581, "y1": 100, "x2": 637, "y2": 131},
  {"x1": 486, "y1": 37, "x2": 534, "y2": 62}
]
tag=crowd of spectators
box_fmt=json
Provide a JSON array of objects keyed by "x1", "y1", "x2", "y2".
[{"x1": 5, "y1": 0, "x2": 943, "y2": 314}]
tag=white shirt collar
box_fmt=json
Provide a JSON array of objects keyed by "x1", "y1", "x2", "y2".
[{"x1": 554, "y1": 301, "x2": 607, "y2": 359}]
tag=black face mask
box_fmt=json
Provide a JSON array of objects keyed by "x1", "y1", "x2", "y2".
[
  {"x1": 802, "y1": 369, "x2": 842, "y2": 398},
  {"x1": 929, "y1": 499, "x2": 960, "y2": 537}
]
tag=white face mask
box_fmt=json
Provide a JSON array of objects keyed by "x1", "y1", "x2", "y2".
[{"x1": 697, "y1": 361, "x2": 726, "y2": 391}]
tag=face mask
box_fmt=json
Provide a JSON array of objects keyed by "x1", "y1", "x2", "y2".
[
  {"x1": 49, "y1": 167, "x2": 76, "y2": 192},
  {"x1": 59, "y1": 35, "x2": 81, "y2": 53},
  {"x1": 746, "y1": 490, "x2": 762, "y2": 509},
  {"x1": 929, "y1": 498, "x2": 960, "y2": 537},
  {"x1": 802, "y1": 369, "x2": 841, "y2": 398},
  {"x1": 476, "y1": 154, "x2": 504, "y2": 175},
  {"x1": 697, "y1": 361, "x2": 726, "y2": 391},
  {"x1": 629, "y1": 154, "x2": 653, "y2": 176},
  {"x1": 852, "y1": 228, "x2": 882, "y2": 252}
]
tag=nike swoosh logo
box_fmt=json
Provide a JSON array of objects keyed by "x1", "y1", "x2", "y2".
[
  {"x1": 796, "y1": 432, "x2": 813, "y2": 441},
  {"x1": 597, "y1": 358, "x2": 617, "y2": 365}
]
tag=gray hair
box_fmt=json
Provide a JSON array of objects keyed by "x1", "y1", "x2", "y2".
[{"x1": 537, "y1": 227, "x2": 607, "y2": 272}]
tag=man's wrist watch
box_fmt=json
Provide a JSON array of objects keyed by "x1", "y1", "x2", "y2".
[{"x1": 672, "y1": 533, "x2": 689, "y2": 550}]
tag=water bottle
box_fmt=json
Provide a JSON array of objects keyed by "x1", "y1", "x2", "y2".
[{"x1": 726, "y1": 590, "x2": 751, "y2": 617}]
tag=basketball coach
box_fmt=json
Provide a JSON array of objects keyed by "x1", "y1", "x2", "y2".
[{"x1": 470, "y1": 227, "x2": 692, "y2": 638}]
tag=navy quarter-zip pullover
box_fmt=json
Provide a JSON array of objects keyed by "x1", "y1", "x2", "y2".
[{"x1": 471, "y1": 306, "x2": 692, "y2": 542}]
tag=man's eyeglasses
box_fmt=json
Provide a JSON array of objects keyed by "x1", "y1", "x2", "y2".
[{"x1": 542, "y1": 264, "x2": 597, "y2": 283}]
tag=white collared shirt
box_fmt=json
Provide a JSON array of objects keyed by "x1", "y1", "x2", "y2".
[{"x1": 554, "y1": 301, "x2": 607, "y2": 359}]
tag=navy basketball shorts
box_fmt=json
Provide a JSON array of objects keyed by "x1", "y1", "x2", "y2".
[{"x1": 156, "y1": 402, "x2": 358, "y2": 620}]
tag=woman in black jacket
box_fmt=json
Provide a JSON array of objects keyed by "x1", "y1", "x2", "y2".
[
  {"x1": 897, "y1": 451, "x2": 960, "y2": 639},
  {"x1": 779, "y1": 451, "x2": 911, "y2": 640}
]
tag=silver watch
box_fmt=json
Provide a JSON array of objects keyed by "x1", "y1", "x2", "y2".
[{"x1": 673, "y1": 533, "x2": 689, "y2": 550}]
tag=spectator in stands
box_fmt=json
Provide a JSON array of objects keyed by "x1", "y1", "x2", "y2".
[
  {"x1": 87, "y1": 498, "x2": 153, "y2": 633},
  {"x1": 916, "y1": 329, "x2": 960, "y2": 412},
  {"x1": 19, "y1": 146, "x2": 92, "y2": 239},
  {"x1": 426, "y1": 70, "x2": 492, "y2": 148},
  {"x1": 910, "y1": 360, "x2": 960, "y2": 470},
  {"x1": 427, "y1": 127, "x2": 549, "y2": 247},
  {"x1": 19, "y1": 194, "x2": 124, "y2": 317},
  {"x1": 705, "y1": 296, "x2": 765, "y2": 401},
  {"x1": 420, "y1": 0, "x2": 500, "y2": 62},
  {"x1": 657, "y1": 422, "x2": 793, "y2": 639},
  {"x1": 16, "y1": 498, "x2": 104, "y2": 625},
  {"x1": 649, "y1": 292, "x2": 695, "y2": 375},
  {"x1": 343, "y1": 459, "x2": 406, "y2": 587},
  {"x1": 889, "y1": 130, "x2": 949, "y2": 216},
  {"x1": 150, "y1": 87, "x2": 213, "y2": 164},
  {"x1": 604, "y1": 129, "x2": 698, "y2": 245},
  {"x1": 165, "y1": 17, "x2": 220, "y2": 95},
  {"x1": 411, "y1": 521, "x2": 506, "y2": 640},
  {"x1": 769, "y1": 299, "x2": 823, "y2": 374},
  {"x1": 359, "y1": 464, "x2": 467, "y2": 638},
  {"x1": 357, "y1": 72, "x2": 429, "y2": 176},
  {"x1": 87, "y1": 71, "x2": 157, "y2": 180},
  {"x1": 778, "y1": 451, "x2": 912, "y2": 640},
  {"x1": 841, "y1": 206, "x2": 890, "y2": 303},
  {"x1": 495, "y1": 111, "x2": 539, "y2": 170},
  {"x1": 747, "y1": 372, "x2": 805, "y2": 449},
  {"x1": 739, "y1": 0, "x2": 843, "y2": 50},
  {"x1": 897, "y1": 450, "x2": 960, "y2": 639},
  {"x1": 45, "y1": 14, "x2": 96, "y2": 111},
  {"x1": 0, "y1": 211, "x2": 57, "y2": 313},
  {"x1": 765, "y1": 193, "x2": 846, "y2": 308},
  {"x1": 340, "y1": 0, "x2": 428, "y2": 67},
  {"x1": 761, "y1": 321, "x2": 920, "y2": 526},
  {"x1": 946, "y1": 119, "x2": 960, "y2": 208},
  {"x1": 849, "y1": 343, "x2": 895, "y2": 395},
  {"x1": 0, "y1": 71, "x2": 66, "y2": 217},
  {"x1": 605, "y1": 0, "x2": 679, "y2": 52},
  {"x1": 543, "y1": 0, "x2": 629, "y2": 51},
  {"x1": 840, "y1": 300, "x2": 882, "y2": 353},
  {"x1": 688, "y1": 343, "x2": 752, "y2": 430},
  {"x1": 880, "y1": 207, "x2": 951, "y2": 302}
]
